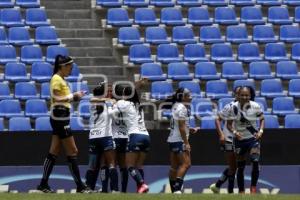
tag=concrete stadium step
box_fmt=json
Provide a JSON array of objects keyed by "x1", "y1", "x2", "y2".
[
  {"x1": 41, "y1": 0, "x2": 90, "y2": 9},
  {"x1": 51, "y1": 19, "x2": 101, "y2": 29},
  {"x1": 56, "y1": 29, "x2": 104, "y2": 38},
  {"x1": 74, "y1": 57, "x2": 118, "y2": 66},
  {"x1": 79, "y1": 65, "x2": 124, "y2": 75},
  {"x1": 46, "y1": 9, "x2": 93, "y2": 19},
  {"x1": 61, "y1": 38, "x2": 110, "y2": 47},
  {"x1": 82, "y1": 74, "x2": 126, "y2": 85},
  {"x1": 68, "y1": 47, "x2": 113, "y2": 57}
]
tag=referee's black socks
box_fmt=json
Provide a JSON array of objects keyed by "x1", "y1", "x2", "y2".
[
  {"x1": 67, "y1": 156, "x2": 84, "y2": 189},
  {"x1": 40, "y1": 153, "x2": 57, "y2": 186}
]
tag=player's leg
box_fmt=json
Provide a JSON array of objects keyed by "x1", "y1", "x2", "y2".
[
  {"x1": 103, "y1": 149, "x2": 119, "y2": 192},
  {"x1": 85, "y1": 139, "x2": 101, "y2": 190},
  {"x1": 236, "y1": 154, "x2": 246, "y2": 193},
  {"x1": 173, "y1": 147, "x2": 191, "y2": 193},
  {"x1": 169, "y1": 151, "x2": 179, "y2": 193},
  {"x1": 249, "y1": 142, "x2": 261, "y2": 194},
  {"x1": 116, "y1": 138, "x2": 128, "y2": 193},
  {"x1": 226, "y1": 151, "x2": 237, "y2": 194}
]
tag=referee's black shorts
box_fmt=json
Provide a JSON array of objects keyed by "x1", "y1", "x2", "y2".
[{"x1": 50, "y1": 105, "x2": 72, "y2": 139}]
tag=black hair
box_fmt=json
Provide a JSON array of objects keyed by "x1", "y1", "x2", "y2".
[
  {"x1": 53, "y1": 55, "x2": 73, "y2": 75},
  {"x1": 162, "y1": 88, "x2": 190, "y2": 109},
  {"x1": 92, "y1": 84, "x2": 106, "y2": 115},
  {"x1": 240, "y1": 86, "x2": 255, "y2": 101},
  {"x1": 114, "y1": 84, "x2": 140, "y2": 105}
]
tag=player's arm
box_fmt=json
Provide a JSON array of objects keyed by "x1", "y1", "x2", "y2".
[
  {"x1": 215, "y1": 115, "x2": 225, "y2": 144},
  {"x1": 178, "y1": 119, "x2": 191, "y2": 152},
  {"x1": 52, "y1": 89, "x2": 84, "y2": 102},
  {"x1": 135, "y1": 78, "x2": 149, "y2": 89},
  {"x1": 227, "y1": 119, "x2": 242, "y2": 140},
  {"x1": 255, "y1": 113, "x2": 264, "y2": 140}
]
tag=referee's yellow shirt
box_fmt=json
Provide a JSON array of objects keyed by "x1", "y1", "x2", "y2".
[{"x1": 50, "y1": 74, "x2": 71, "y2": 108}]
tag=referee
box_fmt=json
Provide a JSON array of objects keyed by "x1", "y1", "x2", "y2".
[{"x1": 37, "y1": 55, "x2": 90, "y2": 193}]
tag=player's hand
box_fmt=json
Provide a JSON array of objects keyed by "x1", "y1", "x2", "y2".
[
  {"x1": 234, "y1": 132, "x2": 243, "y2": 140},
  {"x1": 184, "y1": 142, "x2": 191, "y2": 152},
  {"x1": 219, "y1": 134, "x2": 226, "y2": 145},
  {"x1": 189, "y1": 128, "x2": 199, "y2": 134},
  {"x1": 73, "y1": 90, "x2": 85, "y2": 100},
  {"x1": 254, "y1": 132, "x2": 263, "y2": 140}
]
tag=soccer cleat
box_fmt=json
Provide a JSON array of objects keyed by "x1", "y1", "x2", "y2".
[
  {"x1": 173, "y1": 190, "x2": 182, "y2": 194},
  {"x1": 137, "y1": 183, "x2": 149, "y2": 193},
  {"x1": 209, "y1": 183, "x2": 220, "y2": 194},
  {"x1": 250, "y1": 186, "x2": 257, "y2": 194},
  {"x1": 76, "y1": 186, "x2": 93, "y2": 193},
  {"x1": 37, "y1": 184, "x2": 55, "y2": 193}
]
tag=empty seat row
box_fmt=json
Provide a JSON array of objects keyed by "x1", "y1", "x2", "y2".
[{"x1": 0, "y1": 0, "x2": 40, "y2": 8}]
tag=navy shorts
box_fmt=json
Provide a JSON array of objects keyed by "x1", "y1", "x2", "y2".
[
  {"x1": 127, "y1": 134, "x2": 150, "y2": 153},
  {"x1": 50, "y1": 106, "x2": 72, "y2": 139},
  {"x1": 220, "y1": 141, "x2": 234, "y2": 152},
  {"x1": 114, "y1": 138, "x2": 128, "y2": 153},
  {"x1": 89, "y1": 136, "x2": 115, "y2": 154},
  {"x1": 168, "y1": 142, "x2": 185, "y2": 154},
  {"x1": 234, "y1": 137, "x2": 260, "y2": 156}
]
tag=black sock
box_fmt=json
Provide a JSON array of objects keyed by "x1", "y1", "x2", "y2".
[
  {"x1": 67, "y1": 156, "x2": 84, "y2": 189},
  {"x1": 128, "y1": 167, "x2": 144, "y2": 186},
  {"x1": 40, "y1": 153, "x2": 57, "y2": 186},
  {"x1": 138, "y1": 168, "x2": 144, "y2": 180},
  {"x1": 100, "y1": 166, "x2": 109, "y2": 193},
  {"x1": 173, "y1": 177, "x2": 184, "y2": 192},
  {"x1": 109, "y1": 167, "x2": 119, "y2": 191},
  {"x1": 237, "y1": 161, "x2": 246, "y2": 192},
  {"x1": 216, "y1": 168, "x2": 229, "y2": 188},
  {"x1": 227, "y1": 174, "x2": 235, "y2": 194},
  {"x1": 85, "y1": 169, "x2": 99, "y2": 190},
  {"x1": 120, "y1": 168, "x2": 128, "y2": 193},
  {"x1": 251, "y1": 161, "x2": 259, "y2": 187},
  {"x1": 169, "y1": 179, "x2": 176, "y2": 193}
]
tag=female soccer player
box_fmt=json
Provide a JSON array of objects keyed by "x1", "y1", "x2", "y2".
[
  {"x1": 227, "y1": 86, "x2": 264, "y2": 194},
  {"x1": 37, "y1": 55, "x2": 90, "y2": 193}
]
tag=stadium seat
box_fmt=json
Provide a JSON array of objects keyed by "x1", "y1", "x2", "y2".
[
  {"x1": 35, "y1": 116, "x2": 52, "y2": 131},
  {"x1": 134, "y1": 8, "x2": 159, "y2": 26},
  {"x1": 157, "y1": 44, "x2": 181, "y2": 64},
  {"x1": 0, "y1": 118, "x2": 3, "y2": 131},
  {"x1": 9, "y1": 117, "x2": 31, "y2": 131},
  {"x1": 264, "y1": 43, "x2": 289, "y2": 62},
  {"x1": 272, "y1": 97, "x2": 297, "y2": 116},
  {"x1": 4, "y1": 62, "x2": 29, "y2": 82},
  {"x1": 150, "y1": 0, "x2": 175, "y2": 7},
  {"x1": 0, "y1": 27, "x2": 8, "y2": 45},
  {"x1": 107, "y1": 8, "x2": 132, "y2": 27},
  {"x1": 0, "y1": 0, "x2": 14, "y2": 8},
  {"x1": 194, "y1": 62, "x2": 220, "y2": 80},
  {"x1": 70, "y1": 117, "x2": 85, "y2": 131},
  {"x1": 46, "y1": 45, "x2": 69, "y2": 63},
  {"x1": 288, "y1": 79, "x2": 300, "y2": 98},
  {"x1": 199, "y1": 25, "x2": 224, "y2": 44},
  {"x1": 179, "y1": 81, "x2": 202, "y2": 98},
  {"x1": 183, "y1": 44, "x2": 208, "y2": 63},
  {"x1": 249, "y1": 61, "x2": 274, "y2": 79},
  {"x1": 25, "y1": 8, "x2": 50, "y2": 27},
  {"x1": 78, "y1": 100, "x2": 91, "y2": 119},
  {"x1": 230, "y1": 0, "x2": 255, "y2": 6},
  {"x1": 238, "y1": 43, "x2": 262, "y2": 63},
  {"x1": 172, "y1": 26, "x2": 197, "y2": 44},
  {"x1": 214, "y1": 7, "x2": 239, "y2": 25},
  {"x1": 69, "y1": 82, "x2": 90, "y2": 96},
  {"x1": 253, "y1": 25, "x2": 277, "y2": 43},
  {"x1": 189, "y1": 117, "x2": 197, "y2": 129},
  {"x1": 295, "y1": 7, "x2": 300, "y2": 23},
  {"x1": 96, "y1": 0, "x2": 122, "y2": 7},
  {"x1": 268, "y1": 6, "x2": 293, "y2": 25},
  {"x1": 218, "y1": 97, "x2": 234, "y2": 111},
  {"x1": 276, "y1": 61, "x2": 300, "y2": 79},
  {"x1": 191, "y1": 98, "x2": 214, "y2": 117},
  {"x1": 129, "y1": 44, "x2": 153, "y2": 64},
  {"x1": 124, "y1": 0, "x2": 149, "y2": 7},
  {"x1": 35, "y1": 26, "x2": 61, "y2": 45},
  {"x1": 291, "y1": 43, "x2": 300, "y2": 62},
  {"x1": 14, "y1": 82, "x2": 39, "y2": 100},
  {"x1": 283, "y1": 0, "x2": 300, "y2": 5},
  {"x1": 203, "y1": 0, "x2": 227, "y2": 6},
  {"x1": 226, "y1": 25, "x2": 250, "y2": 44},
  {"x1": 254, "y1": 97, "x2": 270, "y2": 114},
  {"x1": 145, "y1": 27, "x2": 169, "y2": 45},
  {"x1": 31, "y1": 62, "x2": 53, "y2": 82},
  {"x1": 222, "y1": 62, "x2": 247, "y2": 80},
  {"x1": 151, "y1": 81, "x2": 173, "y2": 100},
  {"x1": 8, "y1": 27, "x2": 33, "y2": 46},
  {"x1": 257, "y1": 0, "x2": 281, "y2": 5},
  {"x1": 140, "y1": 63, "x2": 167, "y2": 81},
  {"x1": 65, "y1": 63, "x2": 82, "y2": 82},
  {"x1": 0, "y1": 45, "x2": 17, "y2": 64},
  {"x1": 0, "y1": 81, "x2": 13, "y2": 100},
  {"x1": 177, "y1": 0, "x2": 202, "y2": 6},
  {"x1": 280, "y1": 25, "x2": 300, "y2": 43},
  {"x1": 0, "y1": 99, "x2": 24, "y2": 118},
  {"x1": 233, "y1": 79, "x2": 256, "y2": 91},
  {"x1": 118, "y1": 27, "x2": 142, "y2": 45},
  {"x1": 206, "y1": 80, "x2": 231, "y2": 99},
  {"x1": 200, "y1": 116, "x2": 216, "y2": 129},
  {"x1": 263, "y1": 115, "x2": 279, "y2": 128},
  {"x1": 161, "y1": 8, "x2": 185, "y2": 26},
  {"x1": 285, "y1": 114, "x2": 300, "y2": 128},
  {"x1": 20, "y1": 45, "x2": 44, "y2": 64},
  {"x1": 1, "y1": 8, "x2": 25, "y2": 27},
  {"x1": 40, "y1": 82, "x2": 50, "y2": 99},
  {"x1": 167, "y1": 62, "x2": 193, "y2": 81},
  {"x1": 240, "y1": 6, "x2": 265, "y2": 25},
  {"x1": 16, "y1": 0, "x2": 40, "y2": 8},
  {"x1": 25, "y1": 99, "x2": 49, "y2": 118},
  {"x1": 187, "y1": 7, "x2": 213, "y2": 26},
  {"x1": 211, "y1": 43, "x2": 235, "y2": 63},
  {"x1": 260, "y1": 79, "x2": 286, "y2": 98}
]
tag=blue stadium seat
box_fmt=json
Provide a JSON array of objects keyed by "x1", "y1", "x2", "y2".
[
  {"x1": 150, "y1": 0, "x2": 175, "y2": 7},
  {"x1": 107, "y1": 8, "x2": 132, "y2": 27},
  {"x1": 15, "y1": 82, "x2": 39, "y2": 100},
  {"x1": 46, "y1": 45, "x2": 69, "y2": 63},
  {"x1": 189, "y1": 117, "x2": 197, "y2": 129},
  {"x1": 268, "y1": 6, "x2": 293, "y2": 25},
  {"x1": 0, "y1": 27, "x2": 8, "y2": 45},
  {"x1": 0, "y1": 0, "x2": 14, "y2": 8},
  {"x1": 238, "y1": 43, "x2": 262, "y2": 63},
  {"x1": 191, "y1": 98, "x2": 214, "y2": 117},
  {"x1": 70, "y1": 117, "x2": 85, "y2": 131},
  {"x1": 184, "y1": 44, "x2": 208, "y2": 63},
  {"x1": 285, "y1": 114, "x2": 300, "y2": 128},
  {"x1": 263, "y1": 115, "x2": 279, "y2": 128},
  {"x1": 161, "y1": 8, "x2": 185, "y2": 26},
  {"x1": 25, "y1": 99, "x2": 49, "y2": 118},
  {"x1": 0, "y1": 99, "x2": 23, "y2": 118},
  {"x1": 69, "y1": 82, "x2": 90, "y2": 96},
  {"x1": 291, "y1": 43, "x2": 300, "y2": 62},
  {"x1": 203, "y1": 0, "x2": 227, "y2": 6},
  {"x1": 265, "y1": 43, "x2": 289, "y2": 62},
  {"x1": 280, "y1": 25, "x2": 300, "y2": 43},
  {"x1": 260, "y1": 79, "x2": 286, "y2": 98},
  {"x1": 16, "y1": 0, "x2": 40, "y2": 8},
  {"x1": 272, "y1": 97, "x2": 297, "y2": 116},
  {"x1": 4, "y1": 62, "x2": 29, "y2": 82},
  {"x1": 241, "y1": 6, "x2": 265, "y2": 25},
  {"x1": 20, "y1": 45, "x2": 44, "y2": 64},
  {"x1": 218, "y1": 97, "x2": 234, "y2": 111},
  {"x1": 288, "y1": 79, "x2": 300, "y2": 98},
  {"x1": 233, "y1": 79, "x2": 256, "y2": 91},
  {"x1": 276, "y1": 61, "x2": 300, "y2": 79},
  {"x1": 295, "y1": 7, "x2": 300, "y2": 23},
  {"x1": 129, "y1": 44, "x2": 153, "y2": 64},
  {"x1": 201, "y1": 116, "x2": 216, "y2": 129},
  {"x1": 187, "y1": 7, "x2": 213, "y2": 26},
  {"x1": 151, "y1": 81, "x2": 173, "y2": 100},
  {"x1": 255, "y1": 97, "x2": 271, "y2": 114},
  {"x1": 167, "y1": 62, "x2": 193, "y2": 81},
  {"x1": 41, "y1": 82, "x2": 50, "y2": 99},
  {"x1": 134, "y1": 8, "x2": 159, "y2": 26},
  {"x1": 214, "y1": 7, "x2": 239, "y2": 25},
  {"x1": 157, "y1": 44, "x2": 181, "y2": 64},
  {"x1": 194, "y1": 62, "x2": 220, "y2": 80},
  {"x1": 8, "y1": 27, "x2": 33, "y2": 46},
  {"x1": 35, "y1": 116, "x2": 52, "y2": 131},
  {"x1": 230, "y1": 0, "x2": 255, "y2": 6},
  {"x1": 253, "y1": 25, "x2": 277, "y2": 43},
  {"x1": 35, "y1": 26, "x2": 60, "y2": 45},
  {"x1": 96, "y1": 0, "x2": 122, "y2": 7},
  {"x1": 249, "y1": 61, "x2": 274, "y2": 79},
  {"x1": 1, "y1": 8, "x2": 25, "y2": 27},
  {"x1": 31, "y1": 62, "x2": 53, "y2": 82},
  {"x1": 145, "y1": 27, "x2": 169, "y2": 45},
  {"x1": 0, "y1": 81, "x2": 12, "y2": 100},
  {"x1": 9, "y1": 117, "x2": 31, "y2": 131},
  {"x1": 226, "y1": 25, "x2": 250, "y2": 44},
  {"x1": 124, "y1": 0, "x2": 148, "y2": 7},
  {"x1": 172, "y1": 26, "x2": 197, "y2": 44},
  {"x1": 206, "y1": 80, "x2": 231, "y2": 99},
  {"x1": 140, "y1": 63, "x2": 167, "y2": 81},
  {"x1": 178, "y1": 81, "x2": 202, "y2": 98},
  {"x1": 0, "y1": 118, "x2": 4, "y2": 131},
  {"x1": 199, "y1": 25, "x2": 224, "y2": 44},
  {"x1": 78, "y1": 100, "x2": 90, "y2": 119},
  {"x1": 222, "y1": 62, "x2": 247, "y2": 80},
  {"x1": 25, "y1": 8, "x2": 50, "y2": 27},
  {"x1": 211, "y1": 43, "x2": 235, "y2": 63},
  {"x1": 257, "y1": 0, "x2": 281, "y2": 5},
  {"x1": 0, "y1": 45, "x2": 17, "y2": 64},
  {"x1": 118, "y1": 27, "x2": 142, "y2": 45},
  {"x1": 283, "y1": 0, "x2": 300, "y2": 5},
  {"x1": 65, "y1": 63, "x2": 82, "y2": 82},
  {"x1": 177, "y1": 0, "x2": 202, "y2": 6}
]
